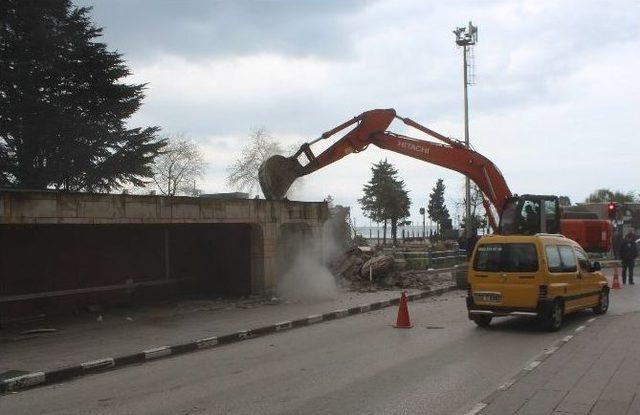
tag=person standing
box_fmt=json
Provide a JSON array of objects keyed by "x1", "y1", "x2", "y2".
[{"x1": 620, "y1": 232, "x2": 638, "y2": 284}]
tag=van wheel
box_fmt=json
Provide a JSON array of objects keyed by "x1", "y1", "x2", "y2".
[
  {"x1": 593, "y1": 290, "x2": 609, "y2": 315},
  {"x1": 544, "y1": 300, "x2": 564, "y2": 332},
  {"x1": 472, "y1": 315, "x2": 492, "y2": 328}
]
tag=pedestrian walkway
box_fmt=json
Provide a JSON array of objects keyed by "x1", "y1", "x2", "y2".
[
  {"x1": 0, "y1": 281, "x2": 453, "y2": 375},
  {"x1": 479, "y1": 302, "x2": 640, "y2": 414}
]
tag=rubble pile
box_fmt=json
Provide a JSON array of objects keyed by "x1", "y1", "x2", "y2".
[
  {"x1": 328, "y1": 246, "x2": 454, "y2": 290},
  {"x1": 384, "y1": 269, "x2": 453, "y2": 290}
]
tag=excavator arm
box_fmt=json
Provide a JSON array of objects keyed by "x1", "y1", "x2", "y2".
[{"x1": 258, "y1": 108, "x2": 512, "y2": 231}]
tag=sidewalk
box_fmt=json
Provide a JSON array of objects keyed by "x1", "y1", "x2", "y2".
[
  {"x1": 479, "y1": 295, "x2": 640, "y2": 414},
  {"x1": 0, "y1": 276, "x2": 453, "y2": 376}
]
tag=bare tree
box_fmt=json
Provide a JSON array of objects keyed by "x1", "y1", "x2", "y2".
[
  {"x1": 151, "y1": 136, "x2": 206, "y2": 196},
  {"x1": 227, "y1": 128, "x2": 283, "y2": 195},
  {"x1": 454, "y1": 182, "x2": 487, "y2": 232}
]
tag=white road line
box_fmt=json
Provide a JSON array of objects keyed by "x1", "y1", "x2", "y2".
[
  {"x1": 562, "y1": 335, "x2": 574, "y2": 342},
  {"x1": 498, "y1": 379, "x2": 516, "y2": 390},
  {"x1": 464, "y1": 402, "x2": 488, "y2": 415},
  {"x1": 588, "y1": 318, "x2": 596, "y2": 323},
  {"x1": 543, "y1": 346, "x2": 559, "y2": 355},
  {"x1": 524, "y1": 361, "x2": 541, "y2": 371},
  {"x1": 575, "y1": 325, "x2": 586, "y2": 332}
]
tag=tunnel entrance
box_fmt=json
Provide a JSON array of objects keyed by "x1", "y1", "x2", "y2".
[{"x1": 0, "y1": 223, "x2": 257, "y2": 318}]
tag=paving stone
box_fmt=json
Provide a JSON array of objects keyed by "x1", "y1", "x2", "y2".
[
  {"x1": 515, "y1": 389, "x2": 566, "y2": 415},
  {"x1": 589, "y1": 399, "x2": 630, "y2": 415}
]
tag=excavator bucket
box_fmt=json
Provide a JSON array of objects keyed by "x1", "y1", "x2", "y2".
[{"x1": 258, "y1": 155, "x2": 303, "y2": 200}]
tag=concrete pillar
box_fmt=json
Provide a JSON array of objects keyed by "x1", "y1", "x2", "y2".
[{"x1": 261, "y1": 222, "x2": 280, "y2": 291}]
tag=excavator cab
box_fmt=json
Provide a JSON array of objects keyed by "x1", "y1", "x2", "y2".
[{"x1": 499, "y1": 195, "x2": 561, "y2": 236}]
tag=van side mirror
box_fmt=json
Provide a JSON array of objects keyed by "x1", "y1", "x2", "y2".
[{"x1": 591, "y1": 261, "x2": 602, "y2": 272}]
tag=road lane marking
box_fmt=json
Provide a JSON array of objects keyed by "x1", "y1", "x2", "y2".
[
  {"x1": 562, "y1": 335, "x2": 574, "y2": 342},
  {"x1": 464, "y1": 402, "x2": 488, "y2": 415},
  {"x1": 588, "y1": 318, "x2": 596, "y2": 323},
  {"x1": 575, "y1": 325, "x2": 586, "y2": 332},
  {"x1": 524, "y1": 361, "x2": 541, "y2": 371},
  {"x1": 543, "y1": 346, "x2": 559, "y2": 355},
  {"x1": 498, "y1": 379, "x2": 516, "y2": 390}
]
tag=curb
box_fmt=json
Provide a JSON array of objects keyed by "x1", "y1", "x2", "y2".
[
  {"x1": 0, "y1": 285, "x2": 458, "y2": 394},
  {"x1": 463, "y1": 316, "x2": 600, "y2": 415}
]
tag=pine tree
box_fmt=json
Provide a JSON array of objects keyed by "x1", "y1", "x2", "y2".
[
  {"x1": 0, "y1": 0, "x2": 165, "y2": 191},
  {"x1": 358, "y1": 159, "x2": 410, "y2": 245},
  {"x1": 427, "y1": 178, "x2": 451, "y2": 235}
]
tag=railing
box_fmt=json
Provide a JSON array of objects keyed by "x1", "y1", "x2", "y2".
[{"x1": 384, "y1": 249, "x2": 468, "y2": 270}]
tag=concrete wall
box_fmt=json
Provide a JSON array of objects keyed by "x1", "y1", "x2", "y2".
[{"x1": 0, "y1": 190, "x2": 328, "y2": 319}]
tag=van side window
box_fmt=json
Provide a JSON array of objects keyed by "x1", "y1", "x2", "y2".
[
  {"x1": 545, "y1": 245, "x2": 562, "y2": 272},
  {"x1": 558, "y1": 245, "x2": 577, "y2": 273},
  {"x1": 574, "y1": 248, "x2": 590, "y2": 271}
]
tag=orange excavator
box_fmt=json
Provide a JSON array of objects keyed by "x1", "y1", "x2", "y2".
[{"x1": 258, "y1": 108, "x2": 612, "y2": 252}]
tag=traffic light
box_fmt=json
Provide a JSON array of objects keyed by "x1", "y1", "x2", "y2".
[{"x1": 607, "y1": 202, "x2": 618, "y2": 220}]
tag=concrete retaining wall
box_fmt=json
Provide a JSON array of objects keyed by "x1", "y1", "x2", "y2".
[{"x1": 0, "y1": 190, "x2": 329, "y2": 319}]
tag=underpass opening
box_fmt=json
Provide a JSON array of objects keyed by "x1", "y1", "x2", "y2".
[{"x1": 0, "y1": 223, "x2": 258, "y2": 320}]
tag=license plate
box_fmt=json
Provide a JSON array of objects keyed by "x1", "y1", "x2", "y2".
[{"x1": 474, "y1": 292, "x2": 502, "y2": 303}]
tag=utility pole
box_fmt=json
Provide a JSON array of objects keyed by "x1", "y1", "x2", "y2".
[{"x1": 453, "y1": 21, "x2": 478, "y2": 239}]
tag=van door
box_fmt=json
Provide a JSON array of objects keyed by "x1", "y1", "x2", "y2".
[
  {"x1": 551, "y1": 245, "x2": 584, "y2": 312},
  {"x1": 472, "y1": 243, "x2": 540, "y2": 308},
  {"x1": 574, "y1": 247, "x2": 601, "y2": 308}
]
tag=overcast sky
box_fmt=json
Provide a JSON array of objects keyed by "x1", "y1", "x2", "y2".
[{"x1": 77, "y1": 0, "x2": 639, "y2": 226}]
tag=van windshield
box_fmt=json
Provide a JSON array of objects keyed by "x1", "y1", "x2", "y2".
[{"x1": 473, "y1": 243, "x2": 538, "y2": 272}]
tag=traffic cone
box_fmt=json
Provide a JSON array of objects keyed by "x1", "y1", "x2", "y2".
[
  {"x1": 612, "y1": 263, "x2": 622, "y2": 290},
  {"x1": 394, "y1": 292, "x2": 413, "y2": 328}
]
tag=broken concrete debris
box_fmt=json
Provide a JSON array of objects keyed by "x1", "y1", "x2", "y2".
[{"x1": 328, "y1": 246, "x2": 454, "y2": 290}]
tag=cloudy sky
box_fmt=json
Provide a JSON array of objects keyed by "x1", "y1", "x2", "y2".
[{"x1": 77, "y1": 0, "x2": 639, "y2": 226}]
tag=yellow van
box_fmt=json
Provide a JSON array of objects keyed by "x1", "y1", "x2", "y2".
[{"x1": 466, "y1": 234, "x2": 609, "y2": 331}]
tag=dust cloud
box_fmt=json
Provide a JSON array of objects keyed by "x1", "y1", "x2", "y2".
[
  {"x1": 276, "y1": 245, "x2": 338, "y2": 302},
  {"x1": 276, "y1": 216, "x2": 346, "y2": 302}
]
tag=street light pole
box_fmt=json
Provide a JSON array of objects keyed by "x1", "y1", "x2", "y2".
[
  {"x1": 463, "y1": 43, "x2": 471, "y2": 239},
  {"x1": 453, "y1": 21, "x2": 478, "y2": 240}
]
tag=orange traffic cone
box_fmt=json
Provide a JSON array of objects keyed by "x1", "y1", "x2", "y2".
[
  {"x1": 612, "y1": 263, "x2": 621, "y2": 290},
  {"x1": 394, "y1": 292, "x2": 413, "y2": 328}
]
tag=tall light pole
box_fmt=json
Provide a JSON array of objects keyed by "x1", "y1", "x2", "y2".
[{"x1": 453, "y1": 21, "x2": 478, "y2": 239}]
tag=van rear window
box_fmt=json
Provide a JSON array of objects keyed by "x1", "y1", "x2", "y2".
[{"x1": 473, "y1": 243, "x2": 539, "y2": 272}]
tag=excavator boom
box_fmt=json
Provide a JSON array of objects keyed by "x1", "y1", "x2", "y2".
[{"x1": 258, "y1": 108, "x2": 511, "y2": 231}]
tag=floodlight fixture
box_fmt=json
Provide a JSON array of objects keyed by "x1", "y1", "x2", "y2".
[{"x1": 453, "y1": 21, "x2": 478, "y2": 46}]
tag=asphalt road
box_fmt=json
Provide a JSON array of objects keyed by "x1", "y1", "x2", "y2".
[{"x1": 6, "y1": 281, "x2": 638, "y2": 415}]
